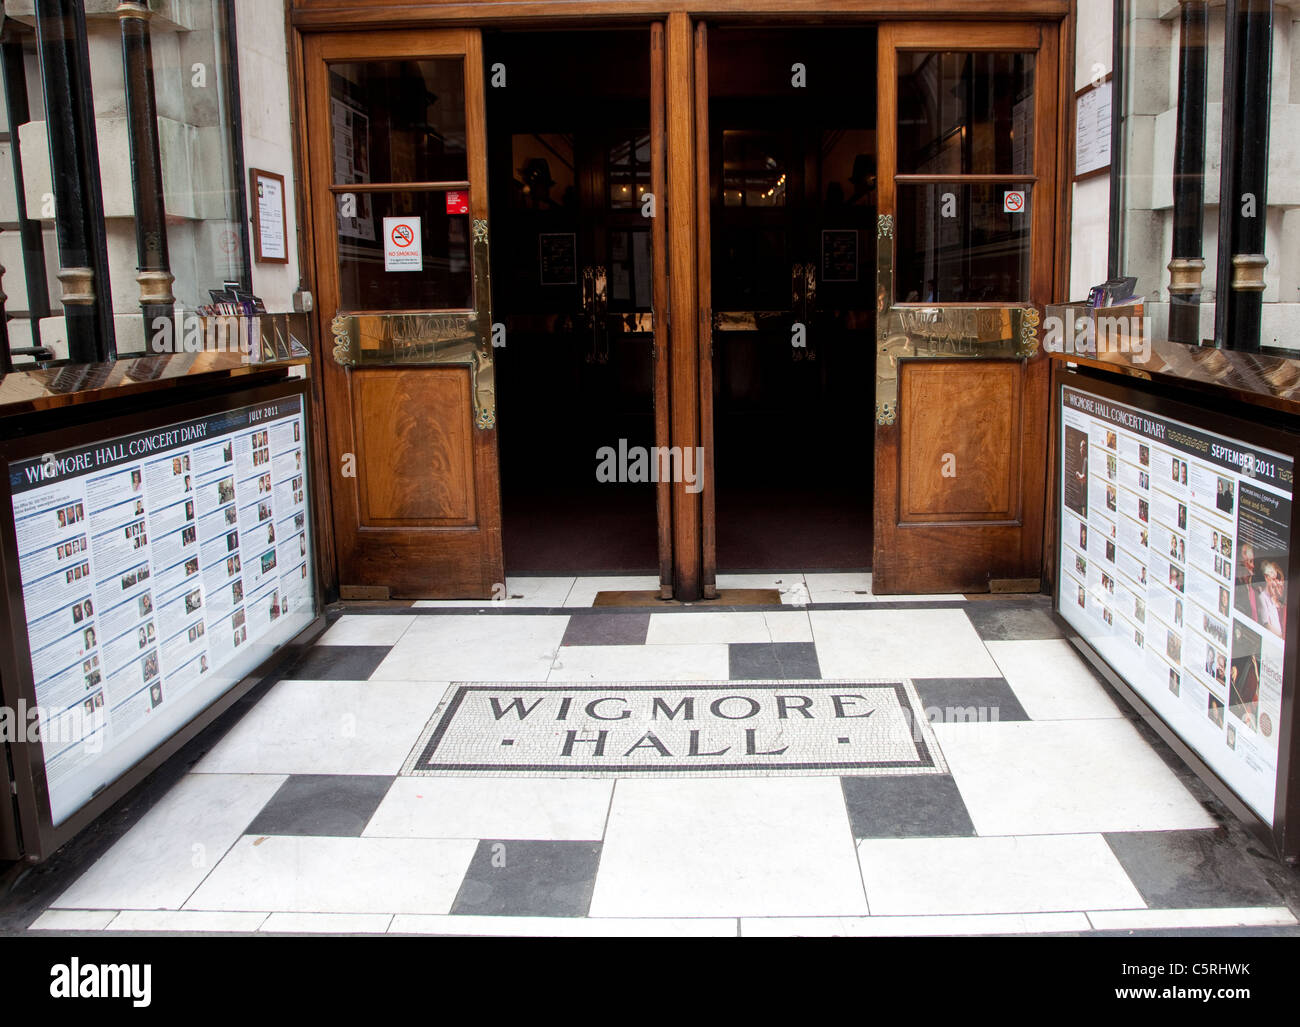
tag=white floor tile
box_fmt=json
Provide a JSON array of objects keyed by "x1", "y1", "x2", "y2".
[
  {"x1": 261, "y1": 912, "x2": 394, "y2": 934},
  {"x1": 564, "y1": 576, "x2": 662, "y2": 607},
  {"x1": 763, "y1": 610, "x2": 814, "y2": 643},
  {"x1": 934, "y1": 719, "x2": 1216, "y2": 835},
  {"x1": 364, "y1": 777, "x2": 613, "y2": 840},
  {"x1": 985, "y1": 639, "x2": 1124, "y2": 719},
  {"x1": 106, "y1": 910, "x2": 270, "y2": 933},
  {"x1": 1087, "y1": 907, "x2": 1299, "y2": 931},
  {"x1": 52, "y1": 774, "x2": 286, "y2": 911},
  {"x1": 741, "y1": 912, "x2": 1092, "y2": 936},
  {"x1": 412, "y1": 576, "x2": 576, "y2": 609},
  {"x1": 804, "y1": 572, "x2": 875, "y2": 604},
  {"x1": 589, "y1": 778, "x2": 869, "y2": 918},
  {"x1": 193, "y1": 680, "x2": 443, "y2": 776},
  {"x1": 390, "y1": 914, "x2": 737, "y2": 937},
  {"x1": 315, "y1": 615, "x2": 416, "y2": 647},
  {"x1": 185, "y1": 836, "x2": 477, "y2": 915},
  {"x1": 646, "y1": 612, "x2": 770, "y2": 644},
  {"x1": 371, "y1": 615, "x2": 568, "y2": 681},
  {"x1": 27, "y1": 909, "x2": 118, "y2": 932},
  {"x1": 803, "y1": 571, "x2": 965, "y2": 604},
  {"x1": 858, "y1": 834, "x2": 1146, "y2": 915},
  {"x1": 548, "y1": 644, "x2": 730, "y2": 681},
  {"x1": 811, "y1": 609, "x2": 1000, "y2": 679}
]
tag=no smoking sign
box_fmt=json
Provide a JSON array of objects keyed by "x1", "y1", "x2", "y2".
[
  {"x1": 382, "y1": 216, "x2": 423, "y2": 272},
  {"x1": 1003, "y1": 190, "x2": 1026, "y2": 214}
]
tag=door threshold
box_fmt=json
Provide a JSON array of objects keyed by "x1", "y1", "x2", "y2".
[{"x1": 594, "y1": 588, "x2": 783, "y2": 608}]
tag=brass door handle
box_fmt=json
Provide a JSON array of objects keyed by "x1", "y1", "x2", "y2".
[
  {"x1": 792, "y1": 263, "x2": 817, "y2": 360},
  {"x1": 582, "y1": 265, "x2": 609, "y2": 364}
]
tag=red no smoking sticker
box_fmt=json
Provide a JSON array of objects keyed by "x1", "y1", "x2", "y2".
[
  {"x1": 1003, "y1": 190, "x2": 1026, "y2": 213},
  {"x1": 391, "y1": 223, "x2": 415, "y2": 247}
]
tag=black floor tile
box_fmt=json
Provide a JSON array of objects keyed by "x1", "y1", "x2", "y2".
[
  {"x1": 451, "y1": 840, "x2": 603, "y2": 917},
  {"x1": 842, "y1": 775, "x2": 977, "y2": 839},
  {"x1": 1103, "y1": 829, "x2": 1287, "y2": 909},
  {"x1": 729, "y1": 642, "x2": 821, "y2": 680},
  {"x1": 561, "y1": 613, "x2": 650, "y2": 647},
  {"x1": 964, "y1": 601, "x2": 1064, "y2": 641},
  {"x1": 246, "y1": 775, "x2": 395, "y2": 837},
  {"x1": 911, "y1": 677, "x2": 1030, "y2": 723},
  {"x1": 280, "y1": 645, "x2": 392, "y2": 681}
]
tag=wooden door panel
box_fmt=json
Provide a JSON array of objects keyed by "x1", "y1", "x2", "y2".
[
  {"x1": 899, "y1": 361, "x2": 1022, "y2": 523},
  {"x1": 303, "y1": 28, "x2": 503, "y2": 598},
  {"x1": 874, "y1": 21, "x2": 1059, "y2": 594},
  {"x1": 352, "y1": 369, "x2": 476, "y2": 527}
]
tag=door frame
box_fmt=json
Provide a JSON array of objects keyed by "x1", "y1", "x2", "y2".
[{"x1": 289, "y1": 8, "x2": 1075, "y2": 600}]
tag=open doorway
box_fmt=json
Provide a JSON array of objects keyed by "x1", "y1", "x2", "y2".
[
  {"x1": 487, "y1": 30, "x2": 660, "y2": 574},
  {"x1": 705, "y1": 27, "x2": 878, "y2": 571}
]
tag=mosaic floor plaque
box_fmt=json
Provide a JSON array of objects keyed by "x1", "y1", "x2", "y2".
[{"x1": 403, "y1": 680, "x2": 947, "y2": 777}]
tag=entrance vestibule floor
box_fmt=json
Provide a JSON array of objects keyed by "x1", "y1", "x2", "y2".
[{"x1": 6, "y1": 579, "x2": 1299, "y2": 936}]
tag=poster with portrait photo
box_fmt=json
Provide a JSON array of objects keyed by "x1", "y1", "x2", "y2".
[{"x1": 1233, "y1": 481, "x2": 1291, "y2": 640}]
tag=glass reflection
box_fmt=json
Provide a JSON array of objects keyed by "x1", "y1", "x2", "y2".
[
  {"x1": 895, "y1": 183, "x2": 1032, "y2": 303},
  {"x1": 897, "y1": 52, "x2": 1035, "y2": 175}
]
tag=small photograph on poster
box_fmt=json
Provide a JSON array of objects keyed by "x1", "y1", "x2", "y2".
[
  {"x1": 1216, "y1": 476, "x2": 1236, "y2": 515},
  {"x1": 1066, "y1": 428, "x2": 1086, "y2": 520},
  {"x1": 1229, "y1": 620, "x2": 1263, "y2": 731}
]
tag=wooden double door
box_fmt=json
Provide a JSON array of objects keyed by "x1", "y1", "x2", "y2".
[{"x1": 302, "y1": 18, "x2": 1061, "y2": 599}]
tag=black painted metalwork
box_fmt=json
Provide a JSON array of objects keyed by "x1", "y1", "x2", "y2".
[
  {"x1": 1169, "y1": 0, "x2": 1209, "y2": 346},
  {"x1": 1107, "y1": 0, "x2": 1126, "y2": 281},
  {"x1": 1218, "y1": 0, "x2": 1274, "y2": 353},
  {"x1": 34, "y1": 0, "x2": 115, "y2": 362},
  {"x1": 219, "y1": 0, "x2": 253, "y2": 292},
  {"x1": 0, "y1": 33, "x2": 52, "y2": 359},
  {"x1": 119, "y1": 1, "x2": 174, "y2": 341}
]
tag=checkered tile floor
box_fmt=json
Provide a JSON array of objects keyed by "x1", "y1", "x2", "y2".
[{"x1": 9, "y1": 573, "x2": 1300, "y2": 937}]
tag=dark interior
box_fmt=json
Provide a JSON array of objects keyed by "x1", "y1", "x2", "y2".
[
  {"x1": 707, "y1": 27, "x2": 877, "y2": 571},
  {"x1": 488, "y1": 27, "x2": 877, "y2": 575},
  {"x1": 488, "y1": 30, "x2": 659, "y2": 574}
]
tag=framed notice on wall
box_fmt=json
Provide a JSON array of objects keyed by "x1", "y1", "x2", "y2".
[
  {"x1": 250, "y1": 169, "x2": 289, "y2": 264},
  {"x1": 1074, "y1": 78, "x2": 1112, "y2": 180},
  {"x1": 539, "y1": 233, "x2": 577, "y2": 286}
]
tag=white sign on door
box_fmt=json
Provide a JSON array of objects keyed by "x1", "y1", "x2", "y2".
[
  {"x1": 383, "y1": 217, "x2": 423, "y2": 272},
  {"x1": 1003, "y1": 190, "x2": 1026, "y2": 214}
]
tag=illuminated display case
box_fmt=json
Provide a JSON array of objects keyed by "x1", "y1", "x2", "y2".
[{"x1": 0, "y1": 375, "x2": 324, "y2": 862}]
